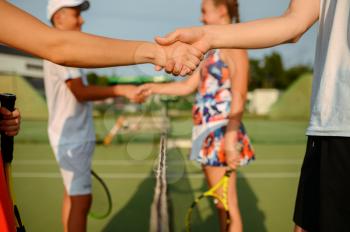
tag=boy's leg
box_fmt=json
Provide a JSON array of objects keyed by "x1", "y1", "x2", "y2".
[
  {"x1": 67, "y1": 194, "x2": 92, "y2": 232},
  {"x1": 62, "y1": 189, "x2": 70, "y2": 232},
  {"x1": 53, "y1": 142, "x2": 94, "y2": 232}
]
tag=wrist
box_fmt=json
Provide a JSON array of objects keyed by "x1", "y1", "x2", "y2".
[
  {"x1": 226, "y1": 119, "x2": 240, "y2": 132},
  {"x1": 150, "y1": 84, "x2": 160, "y2": 94},
  {"x1": 203, "y1": 25, "x2": 215, "y2": 50},
  {"x1": 134, "y1": 42, "x2": 158, "y2": 65},
  {"x1": 113, "y1": 85, "x2": 126, "y2": 96}
]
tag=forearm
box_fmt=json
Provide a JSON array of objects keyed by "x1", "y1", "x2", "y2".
[
  {"x1": 152, "y1": 82, "x2": 195, "y2": 96},
  {"x1": 205, "y1": 18, "x2": 304, "y2": 49},
  {"x1": 204, "y1": 0, "x2": 319, "y2": 49},
  {"x1": 74, "y1": 85, "x2": 124, "y2": 102},
  {"x1": 50, "y1": 32, "x2": 157, "y2": 68},
  {"x1": 226, "y1": 91, "x2": 245, "y2": 134},
  {"x1": 224, "y1": 116, "x2": 241, "y2": 145}
]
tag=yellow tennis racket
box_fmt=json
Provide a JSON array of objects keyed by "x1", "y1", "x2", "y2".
[{"x1": 185, "y1": 168, "x2": 235, "y2": 232}]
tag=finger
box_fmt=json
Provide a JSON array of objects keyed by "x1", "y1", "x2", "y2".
[
  {"x1": 229, "y1": 162, "x2": 238, "y2": 170},
  {"x1": 179, "y1": 67, "x2": 190, "y2": 77},
  {"x1": 3, "y1": 130, "x2": 18, "y2": 136},
  {"x1": 143, "y1": 90, "x2": 152, "y2": 96},
  {"x1": 136, "y1": 86, "x2": 146, "y2": 95},
  {"x1": 155, "y1": 31, "x2": 180, "y2": 46},
  {"x1": 187, "y1": 70, "x2": 194, "y2": 76},
  {"x1": 189, "y1": 46, "x2": 204, "y2": 61},
  {"x1": 185, "y1": 55, "x2": 201, "y2": 70},
  {"x1": 0, "y1": 124, "x2": 20, "y2": 133},
  {"x1": 0, "y1": 118, "x2": 20, "y2": 127},
  {"x1": 144, "y1": 90, "x2": 152, "y2": 96},
  {"x1": 165, "y1": 60, "x2": 176, "y2": 74},
  {"x1": 154, "y1": 65, "x2": 163, "y2": 71},
  {"x1": 0, "y1": 107, "x2": 11, "y2": 116},
  {"x1": 172, "y1": 63, "x2": 183, "y2": 76},
  {"x1": 12, "y1": 108, "x2": 20, "y2": 117}
]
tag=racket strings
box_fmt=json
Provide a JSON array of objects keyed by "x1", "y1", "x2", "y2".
[{"x1": 186, "y1": 170, "x2": 234, "y2": 232}]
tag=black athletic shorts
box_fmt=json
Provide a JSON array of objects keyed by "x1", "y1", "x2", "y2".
[{"x1": 293, "y1": 136, "x2": 350, "y2": 232}]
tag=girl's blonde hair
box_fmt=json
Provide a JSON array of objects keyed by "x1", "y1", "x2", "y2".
[{"x1": 213, "y1": 0, "x2": 240, "y2": 23}]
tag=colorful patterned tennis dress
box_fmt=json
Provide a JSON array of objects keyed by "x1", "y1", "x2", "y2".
[{"x1": 190, "y1": 49, "x2": 255, "y2": 167}]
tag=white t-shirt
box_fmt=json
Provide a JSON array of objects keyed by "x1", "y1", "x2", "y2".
[
  {"x1": 306, "y1": 0, "x2": 350, "y2": 136},
  {"x1": 43, "y1": 60, "x2": 95, "y2": 146}
]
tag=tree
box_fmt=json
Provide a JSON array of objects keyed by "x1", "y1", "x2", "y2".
[{"x1": 249, "y1": 52, "x2": 312, "y2": 90}]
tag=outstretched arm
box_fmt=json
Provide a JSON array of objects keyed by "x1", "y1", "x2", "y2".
[
  {"x1": 137, "y1": 70, "x2": 201, "y2": 97},
  {"x1": 0, "y1": 1, "x2": 202, "y2": 75},
  {"x1": 66, "y1": 78, "x2": 145, "y2": 103},
  {"x1": 156, "y1": 0, "x2": 320, "y2": 52}
]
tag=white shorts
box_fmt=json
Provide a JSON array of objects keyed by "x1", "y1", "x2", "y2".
[{"x1": 52, "y1": 142, "x2": 95, "y2": 196}]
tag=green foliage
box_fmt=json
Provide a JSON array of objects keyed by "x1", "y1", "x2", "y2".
[
  {"x1": 249, "y1": 52, "x2": 312, "y2": 90},
  {"x1": 86, "y1": 72, "x2": 109, "y2": 86}
]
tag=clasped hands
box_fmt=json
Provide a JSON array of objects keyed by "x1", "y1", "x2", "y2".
[
  {"x1": 152, "y1": 27, "x2": 210, "y2": 77},
  {"x1": 119, "y1": 83, "x2": 158, "y2": 103},
  {"x1": 124, "y1": 27, "x2": 210, "y2": 103}
]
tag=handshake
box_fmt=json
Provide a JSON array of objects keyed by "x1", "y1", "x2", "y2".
[
  {"x1": 150, "y1": 27, "x2": 210, "y2": 77},
  {"x1": 119, "y1": 83, "x2": 158, "y2": 103}
]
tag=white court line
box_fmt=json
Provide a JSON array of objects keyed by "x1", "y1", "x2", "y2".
[
  {"x1": 14, "y1": 159, "x2": 302, "y2": 166},
  {"x1": 12, "y1": 172, "x2": 300, "y2": 179}
]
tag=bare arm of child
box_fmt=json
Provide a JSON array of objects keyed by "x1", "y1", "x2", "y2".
[
  {"x1": 137, "y1": 70, "x2": 201, "y2": 97},
  {"x1": 222, "y1": 49, "x2": 249, "y2": 170},
  {"x1": 0, "y1": 1, "x2": 203, "y2": 76},
  {"x1": 65, "y1": 78, "x2": 145, "y2": 103},
  {"x1": 155, "y1": 0, "x2": 320, "y2": 53}
]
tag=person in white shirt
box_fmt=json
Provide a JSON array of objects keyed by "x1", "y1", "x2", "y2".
[
  {"x1": 44, "y1": 1, "x2": 146, "y2": 231},
  {"x1": 152, "y1": 0, "x2": 350, "y2": 231}
]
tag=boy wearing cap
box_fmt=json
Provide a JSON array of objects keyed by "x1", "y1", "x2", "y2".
[{"x1": 44, "y1": 1, "x2": 144, "y2": 231}]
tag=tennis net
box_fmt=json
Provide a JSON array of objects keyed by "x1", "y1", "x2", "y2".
[{"x1": 149, "y1": 133, "x2": 170, "y2": 232}]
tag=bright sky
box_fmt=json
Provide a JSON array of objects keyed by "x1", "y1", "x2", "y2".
[{"x1": 9, "y1": 0, "x2": 318, "y2": 76}]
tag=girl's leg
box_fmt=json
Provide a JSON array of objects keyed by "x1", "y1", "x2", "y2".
[
  {"x1": 227, "y1": 171, "x2": 243, "y2": 232},
  {"x1": 202, "y1": 166, "x2": 242, "y2": 232}
]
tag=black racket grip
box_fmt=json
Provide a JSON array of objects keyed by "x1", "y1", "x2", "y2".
[{"x1": 0, "y1": 93, "x2": 16, "y2": 164}]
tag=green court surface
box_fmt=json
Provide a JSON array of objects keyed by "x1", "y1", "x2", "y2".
[{"x1": 11, "y1": 118, "x2": 308, "y2": 232}]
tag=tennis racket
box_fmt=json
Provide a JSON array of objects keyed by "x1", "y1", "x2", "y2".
[
  {"x1": 88, "y1": 169, "x2": 112, "y2": 219},
  {"x1": 103, "y1": 116, "x2": 125, "y2": 145},
  {"x1": 185, "y1": 168, "x2": 235, "y2": 232},
  {"x1": 0, "y1": 93, "x2": 26, "y2": 232}
]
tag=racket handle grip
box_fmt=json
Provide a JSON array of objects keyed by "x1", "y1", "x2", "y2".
[{"x1": 0, "y1": 93, "x2": 16, "y2": 164}]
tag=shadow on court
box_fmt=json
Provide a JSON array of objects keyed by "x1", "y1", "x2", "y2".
[
  {"x1": 102, "y1": 171, "x2": 155, "y2": 232},
  {"x1": 101, "y1": 146, "x2": 266, "y2": 232},
  {"x1": 238, "y1": 174, "x2": 267, "y2": 232}
]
